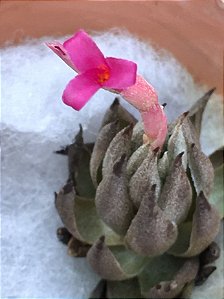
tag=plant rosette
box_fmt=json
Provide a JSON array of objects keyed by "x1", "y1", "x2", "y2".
[{"x1": 47, "y1": 30, "x2": 223, "y2": 299}]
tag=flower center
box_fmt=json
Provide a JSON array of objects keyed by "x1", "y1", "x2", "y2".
[{"x1": 97, "y1": 65, "x2": 110, "y2": 84}]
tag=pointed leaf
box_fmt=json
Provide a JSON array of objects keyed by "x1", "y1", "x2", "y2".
[
  {"x1": 158, "y1": 151, "x2": 169, "y2": 181},
  {"x1": 189, "y1": 144, "x2": 214, "y2": 198},
  {"x1": 131, "y1": 120, "x2": 144, "y2": 151},
  {"x1": 55, "y1": 184, "x2": 82, "y2": 240},
  {"x1": 169, "y1": 192, "x2": 220, "y2": 257},
  {"x1": 182, "y1": 116, "x2": 201, "y2": 149},
  {"x1": 95, "y1": 155, "x2": 134, "y2": 235},
  {"x1": 209, "y1": 164, "x2": 224, "y2": 219},
  {"x1": 107, "y1": 278, "x2": 143, "y2": 299},
  {"x1": 126, "y1": 143, "x2": 150, "y2": 178},
  {"x1": 158, "y1": 153, "x2": 192, "y2": 225},
  {"x1": 102, "y1": 125, "x2": 133, "y2": 177},
  {"x1": 129, "y1": 149, "x2": 161, "y2": 208},
  {"x1": 168, "y1": 114, "x2": 188, "y2": 169},
  {"x1": 90, "y1": 121, "x2": 121, "y2": 186},
  {"x1": 139, "y1": 255, "x2": 199, "y2": 299},
  {"x1": 87, "y1": 237, "x2": 147, "y2": 281},
  {"x1": 55, "y1": 184, "x2": 123, "y2": 245},
  {"x1": 125, "y1": 186, "x2": 178, "y2": 256},
  {"x1": 101, "y1": 98, "x2": 137, "y2": 128},
  {"x1": 68, "y1": 125, "x2": 95, "y2": 197},
  {"x1": 189, "y1": 88, "x2": 215, "y2": 137}
]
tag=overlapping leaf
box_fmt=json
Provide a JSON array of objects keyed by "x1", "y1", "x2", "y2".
[
  {"x1": 125, "y1": 186, "x2": 178, "y2": 256},
  {"x1": 139, "y1": 255, "x2": 199, "y2": 299},
  {"x1": 87, "y1": 236, "x2": 147, "y2": 281},
  {"x1": 158, "y1": 152, "x2": 192, "y2": 225},
  {"x1": 95, "y1": 155, "x2": 134, "y2": 235},
  {"x1": 55, "y1": 184, "x2": 123, "y2": 246},
  {"x1": 129, "y1": 149, "x2": 161, "y2": 208},
  {"x1": 169, "y1": 191, "x2": 220, "y2": 257}
]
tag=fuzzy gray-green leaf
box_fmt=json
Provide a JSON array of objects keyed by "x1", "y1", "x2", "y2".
[
  {"x1": 107, "y1": 278, "x2": 143, "y2": 299},
  {"x1": 158, "y1": 152, "x2": 192, "y2": 225},
  {"x1": 168, "y1": 114, "x2": 188, "y2": 169},
  {"x1": 90, "y1": 121, "x2": 121, "y2": 186},
  {"x1": 87, "y1": 237, "x2": 146, "y2": 281},
  {"x1": 125, "y1": 186, "x2": 178, "y2": 256},
  {"x1": 95, "y1": 155, "x2": 134, "y2": 235},
  {"x1": 129, "y1": 149, "x2": 161, "y2": 208},
  {"x1": 102, "y1": 125, "x2": 133, "y2": 177},
  {"x1": 209, "y1": 164, "x2": 224, "y2": 219},
  {"x1": 56, "y1": 184, "x2": 122, "y2": 246},
  {"x1": 126, "y1": 143, "x2": 150, "y2": 178},
  {"x1": 189, "y1": 88, "x2": 215, "y2": 137},
  {"x1": 189, "y1": 143, "x2": 214, "y2": 198},
  {"x1": 55, "y1": 184, "x2": 82, "y2": 241},
  {"x1": 170, "y1": 191, "x2": 220, "y2": 257},
  {"x1": 158, "y1": 151, "x2": 169, "y2": 181},
  {"x1": 139, "y1": 255, "x2": 199, "y2": 299},
  {"x1": 131, "y1": 120, "x2": 144, "y2": 151}
]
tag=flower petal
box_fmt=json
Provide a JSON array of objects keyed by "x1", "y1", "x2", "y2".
[
  {"x1": 46, "y1": 41, "x2": 78, "y2": 71},
  {"x1": 62, "y1": 71, "x2": 101, "y2": 111},
  {"x1": 103, "y1": 57, "x2": 137, "y2": 89},
  {"x1": 63, "y1": 30, "x2": 106, "y2": 73}
]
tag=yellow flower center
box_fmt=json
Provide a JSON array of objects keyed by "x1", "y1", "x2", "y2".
[{"x1": 97, "y1": 65, "x2": 110, "y2": 84}]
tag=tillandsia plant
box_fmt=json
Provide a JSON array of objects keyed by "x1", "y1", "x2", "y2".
[{"x1": 47, "y1": 30, "x2": 224, "y2": 299}]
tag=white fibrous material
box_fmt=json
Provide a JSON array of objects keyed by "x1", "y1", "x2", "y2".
[{"x1": 1, "y1": 30, "x2": 223, "y2": 298}]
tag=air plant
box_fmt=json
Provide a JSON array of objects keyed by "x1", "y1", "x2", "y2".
[{"x1": 47, "y1": 30, "x2": 223, "y2": 299}]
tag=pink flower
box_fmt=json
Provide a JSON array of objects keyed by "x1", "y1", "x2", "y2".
[
  {"x1": 47, "y1": 30, "x2": 167, "y2": 149},
  {"x1": 46, "y1": 30, "x2": 137, "y2": 110}
]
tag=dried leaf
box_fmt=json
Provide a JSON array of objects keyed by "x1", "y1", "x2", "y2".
[
  {"x1": 90, "y1": 121, "x2": 121, "y2": 186},
  {"x1": 101, "y1": 98, "x2": 137, "y2": 128},
  {"x1": 107, "y1": 278, "x2": 143, "y2": 299},
  {"x1": 139, "y1": 255, "x2": 199, "y2": 299},
  {"x1": 129, "y1": 150, "x2": 161, "y2": 208},
  {"x1": 89, "y1": 280, "x2": 107, "y2": 299},
  {"x1": 67, "y1": 236, "x2": 90, "y2": 257},
  {"x1": 87, "y1": 236, "x2": 146, "y2": 281},
  {"x1": 158, "y1": 153, "x2": 192, "y2": 225},
  {"x1": 195, "y1": 266, "x2": 217, "y2": 286},
  {"x1": 189, "y1": 88, "x2": 215, "y2": 137},
  {"x1": 56, "y1": 227, "x2": 72, "y2": 245},
  {"x1": 125, "y1": 186, "x2": 178, "y2": 256},
  {"x1": 67, "y1": 125, "x2": 95, "y2": 197},
  {"x1": 95, "y1": 155, "x2": 134, "y2": 235},
  {"x1": 102, "y1": 125, "x2": 133, "y2": 177},
  {"x1": 209, "y1": 164, "x2": 224, "y2": 219},
  {"x1": 55, "y1": 184, "x2": 123, "y2": 245},
  {"x1": 169, "y1": 192, "x2": 220, "y2": 257},
  {"x1": 200, "y1": 242, "x2": 220, "y2": 265},
  {"x1": 189, "y1": 144, "x2": 214, "y2": 198}
]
